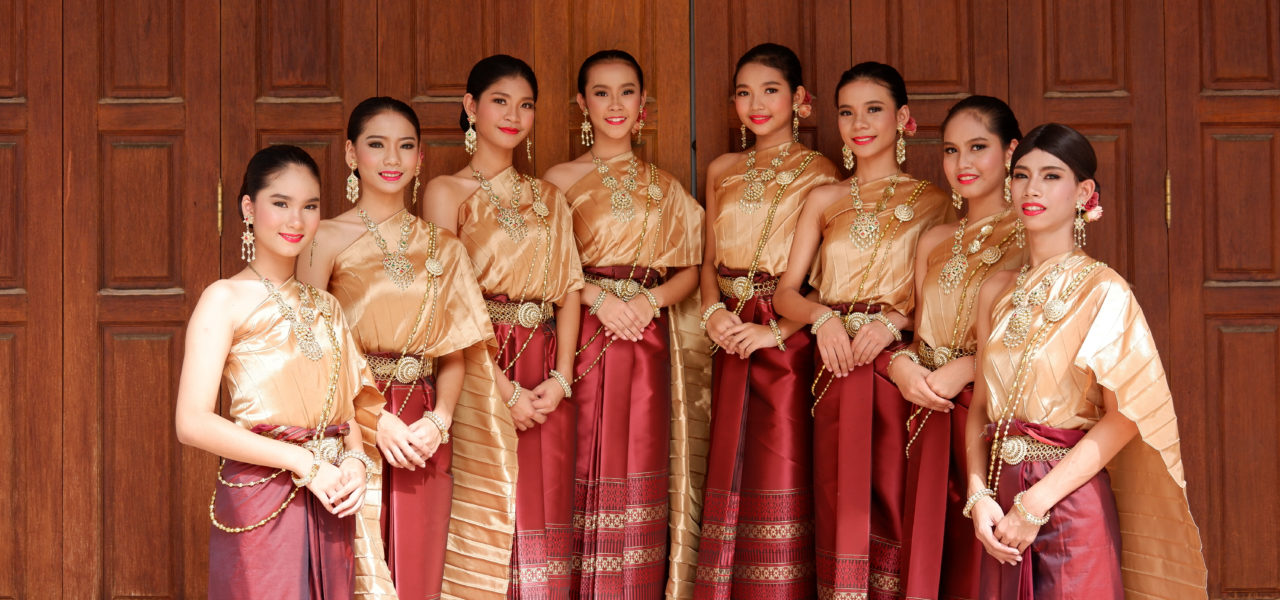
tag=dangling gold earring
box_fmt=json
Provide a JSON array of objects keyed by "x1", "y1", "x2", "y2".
[
  {"x1": 309, "y1": 239, "x2": 317, "y2": 267},
  {"x1": 464, "y1": 114, "x2": 477, "y2": 155},
  {"x1": 791, "y1": 102, "x2": 800, "y2": 143},
  {"x1": 634, "y1": 105, "x2": 646, "y2": 144},
  {"x1": 580, "y1": 109, "x2": 594, "y2": 147},
  {"x1": 411, "y1": 163, "x2": 421, "y2": 205},
  {"x1": 1014, "y1": 217, "x2": 1026, "y2": 248},
  {"x1": 1074, "y1": 197, "x2": 1087, "y2": 248},
  {"x1": 240, "y1": 215, "x2": 256, "y2": 262},
  {"x1": 526, "y1": 137, "x2": 533, "y2": 162},
  {"x1": 1003, "y1": 159, "x2": 1012, "y2": 205},
  {"x1": 842, "y1": 145, "x2": 854, "y2": 170},
  {"x1": 895, "y1": 123, "x2": 907, "y2": 165},
  {"x1": 740, "y1": 124, "x2": 748, "y2": 149},
  {"x1": 345, "y1": 163, "x2": 360, "y2": 204},
  {"x1": 951, "y1": 190, "x2": 964, "y2": 211}
]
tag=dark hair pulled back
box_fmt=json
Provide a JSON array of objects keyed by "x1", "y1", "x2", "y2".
[
  {"x1": 1011, "y1": 123, "x2": 1099, "y2": 192},
  {"x1": 734, "y1": 43, "x2": 804, "y2": 91},
  {"x1": 459, "y1": 54, "x2": 539, "y2": 131},
  {"x1": 836, "y1": 61, "x2": 908, "y2": 108},
  {"x1": 237, "y1": 145, "x2": 320, "y2": 218},
  {"x1": 941, "y1": 95, "x2": 1021, "y2": 147},
  {"x1": 577, "y1": 49, "x2": 645, "y2": 95},
  {"x1": 346, "y1": 96, "x2": 420, "y2": 143}
]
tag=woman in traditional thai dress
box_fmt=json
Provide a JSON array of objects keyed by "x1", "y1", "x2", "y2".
[
  {"x1": 965, "y1": 123, "x2": 1206, "y2": 599},
  {"x1": 423, "y1": 54, "x2": 584, "y2": 599},
  {"x1": 893, "y1": 96, "x2": 1024, "y2": 600},
  {"x1": 175, "y1": 145, "x2": 391, "y2": 599},
  {"x1": 300, "y1": 96, "x2": 505, "y2": 600},
  {"x1": 774, "y1": 61, "x2": 948, "y2": 600},
  {"x1": 693, "y1": 43, "x2": 839, "y2": 600},
  {"x1": 540, "y1": 50, "x2": 704, "y2": 599}
]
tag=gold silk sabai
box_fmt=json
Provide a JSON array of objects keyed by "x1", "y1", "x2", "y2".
[
  {"x1": 713, "y1": 143, "x2": 839, "y2": 275},
  {"x1": 810, "y1": 174, "x2": 949, "y2": 313},
  {"x1": 457, "y1": 167, "x2": 585, "y2": 302},
  {"x1": 981, "y1": 250, "x2": 1207, "y2": 599}
]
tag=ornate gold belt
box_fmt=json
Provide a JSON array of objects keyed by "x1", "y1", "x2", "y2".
[
  {"x1": 301, "y1": 436, "x2": 344, "y2": 465},
  {"x1": 486, "y1": 299, "x2": 553, "y2": 329},
  {"x1": 1000, "y1": 435, "x2": 1071, "y2": 465},
  {"x1": 366, "y1": 354, "x2": 433, "y2": 384},
  {"x1": 717, "y1": 274, "x2": 777, "y2": 301},
  {"x1": 919, "y1": 341, "x2": 975, "y2": 370},
  {"x1": 584, "y1": 274, "x2": 653, "y2": 302}
]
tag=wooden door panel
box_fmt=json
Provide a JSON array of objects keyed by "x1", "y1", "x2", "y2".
[
  {"x1": 0, "y1": 1, "x2": 61, "y2": 599},
  {"x1": 1167, "y1": 0, "x2": 1280, "y2": 597},
  {"x1": 63, "y1": 0, "x2": 219, "y2": 597}
]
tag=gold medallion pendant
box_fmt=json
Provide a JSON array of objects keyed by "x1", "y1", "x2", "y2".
[
  {"x1": 423, "y1": 257, "x2": 444, "y2": 277},
  {"x1": 1042, "y1": 298, "x2": 1068, "y2": 322},
  {"x1": 849, "y1": 212, "x2": 881, "y2": 250},
  {"x1": 939, "y1": 253, "x2": 969, "y2": 294},
  {"x1": 980, "y1": 246, "x2": 1003, "y2": 265},
  {"x1": 894, "y1": 203, "x2": 915, "y2": 222},
  {"x1": 610, "y1": 190, "x2": 634, "y2": 221},
  {"x1": 496, "y1": 207, "x2": 527, "y2": 242},
  {"x1": 383, "y1": 253, "x2": 415, "y2": 290},
  {"x1": 532, "y1": 200, "x2": 550, "y2": 217}
]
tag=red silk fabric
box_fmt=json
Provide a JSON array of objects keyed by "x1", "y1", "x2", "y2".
[
  {"x1": 368, "y1": 352, "x2": 452, "y2": 600},
  {"x1": 694, "y1": 268, "x2": 817, "y2": 600},
  {"x1": 491, "y1": 302, "x2": 576, "y2": 599},
  {"x1": 980, "y1": 421, "x2": 1123, "y2": 600},
  {"x1": 209, "y1": 424, "x2": 354, "y2": 600},
  {"x1": 571, "y1": 266, "x2": 670, "y2": 599},
  {"x1": 900, "y1": 386, "x2": 982, "y2": 600}
]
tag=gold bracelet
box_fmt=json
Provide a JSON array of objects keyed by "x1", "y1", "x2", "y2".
[
  {"x1": 871, "y1": 313, "x2": 903, "y2": 342},
  {"x1": 421, "y1": 411, "x2": 451, "y2": 444},
  {"x1": 337, "y1": 450, "x2": 380, "y2": 481},
  {"x1": 1013, "y1": 491, "x2": 1051, "y2": 526},
  {"x1": 889, "y1": 348, "x2": 921, "y2": 368},
  {"x1": 768, "y1": 319, "x2": 787, "y2": 351},
  {"x1": 700, "y1": 302, "x2": 727, "y2": 330},
  {"x1": 506, "y1": 384, "x2": 522, "y2": 409},
  {"x1": 548, "y1": 369, "x2": 573, "y2": 398},
  {"x1": 810, "y1": 310, "x2": 841, "y2": 334},
  {"x1": 588, "y1": 289, "x2": 607, "y2": 315},
  {"x1": 291, "y1": 458, "x2": 321, "y2": 487},
  {"x1": 962, "y1": 488, "x2": 996, "y2": 519},
  {"x1": 640, "y1": 288, "x2": 661, "y2": 318}
]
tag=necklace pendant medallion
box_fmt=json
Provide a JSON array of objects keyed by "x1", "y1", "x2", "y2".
[
  {"x1": 383, "y1": 254, "x2": 415, "y2": 290},
  {"x1": 849, "y1": 213, "x2": 880, "y2": 250}
]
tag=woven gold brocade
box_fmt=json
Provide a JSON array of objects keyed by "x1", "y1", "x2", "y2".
[
  {"x1": 981, "y1": 251, "x2": 1206, "y2": 598},
  {"x1": 713, "y1": 143, "x2": 839, "y2": 275},
  {"x1": 809, "y1": 175, "x2": 948, "y2": 313}
]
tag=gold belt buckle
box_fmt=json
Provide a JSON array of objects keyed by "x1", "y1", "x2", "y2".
[
  {"x1": 730, "y1": 276, "x2": 754, "y2": 301},
  {"x1": 1001, "y1": 436, "x2": 1029, "y2": 465},
  {"x1": 393, "y1": 356, "x2": 422, "y2": 384},
  {"x1": 302, "y1": 436, "x2": 342, "y2": 465},
  {"x1": 620, "y1": 279, "x2": 642, "y2": 300},
  {"x1": 844, "y1": 312, "x2": 871, "y2": 336},
  {"x1": 516, "y1": 302, "x2": 544, "y2": 329}
]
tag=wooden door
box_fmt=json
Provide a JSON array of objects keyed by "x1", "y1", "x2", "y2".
[
  {"x1": 1165, "y1": 1, "x2": 1280, "y2": 597},
  {"x1": 61, "y1": 0, "x2": 221, "y2": 598},
  {"x1": 0, "y1": 1, "x2": 61, "y2": 599},
  {"x1": 376, "y1": 0, "x2": 692, "y2": 193},
  {"x1": 693, "y1": 0, "x2": 1010, "y2": 195}
]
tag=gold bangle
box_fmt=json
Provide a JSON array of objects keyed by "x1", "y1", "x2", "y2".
[
  {"x1": 421, "y1": 411, "x2": 451, "y2": 444},
  {"x1": 810, "y1": 310, "x2": 841, "y2": 334},
  {"x1": 548, "y1": 369, "x2": 573, "y2": 398},
  {"x1": 889, "y1": 348, "x2": 920, "y2": 368},
  {"x1": 506, "y1": 384, "x2": 522, "y2": 409},
  {"x1": 291, "y1": 458, "x2": 321, "y2": 487},
  {"x1": 337, "y1": 449, "x2": 380, "y2": 481},
  {"x1": 962, "y1": 488, "x2": 996, "y2": 519},
  {"x1": 640, "y1": 288, "x2": 661, "y2": 318},
  {"x1": 768, "y1": 319, "x2": 787, "y2": 351},
  {"x1": 588, "y1": 289, "x2": 607, "y2": 315},
  {"x1": 700, "y1": 302, "x2": 727, "y2": 330},
  {"x1": 1013, "y1": 491, "x2": 1051, "y2": 526},
  {"x1": 871, "y1": 312, "x2": 903, "y2": 342}
]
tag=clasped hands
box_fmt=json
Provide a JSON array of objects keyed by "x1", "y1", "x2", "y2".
[
  {"x1": 595, "y1": 293, "x2": 654, "y2": 342},
  {"x1": 376, "y1": 410, "x2": 446, "y2": 471},
  {"x1": 813, "y1": 317, "x2": 896, "y2": 375},
  {"x1": 503, "y1": 376, "x2": 567, "y2": 432}
]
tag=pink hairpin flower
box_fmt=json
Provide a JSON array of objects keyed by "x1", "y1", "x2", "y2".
[
  {"x1": 903, "y1": 117, "x2": 918, "y2": 136},
  {"x1": 1082, "y1": 191, "x2": 1103, "y2": 222}
]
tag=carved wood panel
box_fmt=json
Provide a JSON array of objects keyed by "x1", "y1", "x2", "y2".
[{"x1": 63, "y1": 0, "x2": 219, "y2": 598}]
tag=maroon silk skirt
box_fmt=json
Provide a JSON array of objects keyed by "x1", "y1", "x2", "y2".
[
  {"x1": 492, "y1": 295, "x2": 576, "y2": 599},
  {"x1": 901, "y1": 386, "x2": 981, "y2": 600},
  {"x1": 812, "y1": 305, "x2": 910, "y2": 600},
  {"x1": 571, "y1": 267, "x2": 669, "y2": 599},
  {"x1": 370, "y1": 352, "x2": 451, "y2": 600},
  {"x1": 694, "y1": 268, "x2": 816, "y2": 600},
  {"x1": 980, "y1": 421, "x2": 1123, "y2": 600},
  {"x1": 209, "y1": 424, "x2": 353, "y2": 600}
]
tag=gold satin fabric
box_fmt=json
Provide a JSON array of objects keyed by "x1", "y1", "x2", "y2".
[
  {"x1": 222, "y1": 284, "x2": 394, "y2": 598},
  {"x1": 810, "y1": 175, "x2": 948, "y2": 312},
  {"x1": 981, "y1": 250, "x2": 1207, "y2": 598},
  {"x1": 327, "y1": 214, "x2": 518, "y2": 600},
  {"x1": 458, "y1": 167, "x2": 585, "y2": 303},
  {"x1": 713, "y1": 143, "x2": 839, "y2": 274},
  {"x1": 566, "y1": 153, "x2": 704, "y2": 272},
  {"x1": 561, "y1": 154, "x2": 711, "y2": 598},
  {"x1": 915, "y1": 212, "x2": 1024, "y2": 351}
]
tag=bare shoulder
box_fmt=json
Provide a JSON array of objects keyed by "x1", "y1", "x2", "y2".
[
  {"x1": 918, "y1": 221, "x2": 962, "y2": 255},
  {"x1": 424, "y1": 173, "x2": 477, "y2": 202},
  {"x1": 802, "y1": 180, "x2": 849, "y2": 210},
  {"x1": 706, "y1": 151, "x2": 745, "y2": 183},
  {"x1": 193, "y1": 276, "x2": 265, "y2": 327},
  {"x1": 978, "y1": 268, "x2": 1018, "y2": 308},
  {"x1": 542, "y1": 154, "x2": 595, "y2": 193}
]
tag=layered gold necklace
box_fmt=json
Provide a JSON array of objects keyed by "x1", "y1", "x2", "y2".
[
  {"x1": 847, "y1": 174, "x2": 906, "y2": 251},
  {"x1": 357, "y1": 208, "x2": 415, "y2": 289},
  {"x1": 1003, "y1": 258, "x2": 1070, "y2": 347},
  {"x1": 739, "y1": 143, "x2": 795, "y2": 213},
  {"x1": 250, "y1": 265, "x2": 324, "y2": 361},
  {"x1": 938, "y1": 210, "x2": 1012, "y2": 294},
  {"x1": 591, "y1": 151, "x2": 641, "y2": 222},
  {"x1": 472, "y1": 166, "x2": 547, "y2": 242}
]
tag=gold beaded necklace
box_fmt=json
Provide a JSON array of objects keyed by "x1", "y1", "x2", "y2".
[
  {"x1": 249, "y1": 266, "x2": 322, "y2": 361},
  {"x1": 847, "y1": 174, "x2": 906, "y2": 251},
  {"x1": 591, "y1": 151, "x2": 641, "y2": 222},
  {"x1": 493, "y1": 174, "x2": 554, "y2": 378},
  {"x1": 739, "y1": 142, "x2": 795, "y2": 213},
  {"x1": 378, "y1": 223, "x2": 445, "y2": 412},
  {"x1": 357, "y1": 208, "x2": 415, "y2": 289},
  {"x1": 472, "y1": 166, "x2": 546, "y2": 242},
  {"x1": 1002, "y1": 257, "x2": 1070, "y2": 347},
  {"x1": 938, "y1": 209, "x2": 1012, "y2": 294}
]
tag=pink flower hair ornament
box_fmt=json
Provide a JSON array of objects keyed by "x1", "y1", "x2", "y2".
[{"x1": 1081, "y1": 191, "x2": 1103, "y2": 223}]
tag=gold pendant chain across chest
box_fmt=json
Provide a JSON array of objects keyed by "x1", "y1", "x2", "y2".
[
  {"x1": 472, "y1": 166, "x2": 547, "y2": 242},
  {"x1": 1002, "y1": 257, "x2": 1070, "y2": 348},
  {"x1": 938, "y1": 210, "x2": 1012, "y2": 294},
  {"x1": 739, "y1": 143, "x2": 796, "y2": 213},
  {"x1": 847, "y1": 174, "x2": 905, "y2": 251},
  {"x1": 591, "y1": 152, "x2": 651, "y2": 222},
  {"x1": 357, "y1": 208, "x2": 415, "y2": 290},
  {"x1": 250, "y1": 265, "x2": 326, "y2": 361}
]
